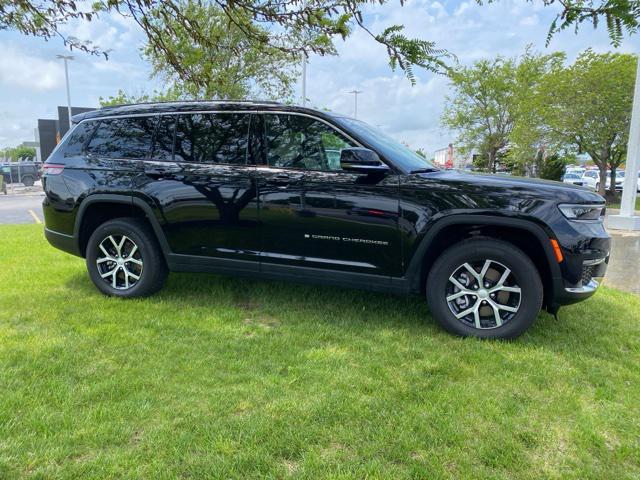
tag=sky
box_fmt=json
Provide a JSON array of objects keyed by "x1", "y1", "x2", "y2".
[{"x1": 0, "y1": 0, "x2": 638, "y2": 155}]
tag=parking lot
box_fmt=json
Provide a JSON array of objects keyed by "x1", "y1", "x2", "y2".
[{"x1": 0, "y1": 191, "x2": 44, "y2": 224}]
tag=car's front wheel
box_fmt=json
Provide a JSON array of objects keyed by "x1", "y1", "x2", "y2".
[
  {"x1": 426, "y1": 238, "x2": 543, "y2": 339},
  {"x1": 86, "y1": 217, "x2": 167, "y2": 297},
  {"x1": 21, "y1": 175, "x2": 35, "y2": 187}
]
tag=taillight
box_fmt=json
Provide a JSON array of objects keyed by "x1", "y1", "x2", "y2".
[{"x1": 43, "y1": 163, "x2": 65, "y2": 175}]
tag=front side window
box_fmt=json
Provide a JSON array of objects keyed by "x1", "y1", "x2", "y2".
[
  {"x1": 174, "y1": 113, "x2": 250, "y2": 164},
  {"x1": 85, "y1": 116, "x2": 157, "y2": 159},
  {"x1": 333, "y1": 116, "x2": 435, "y2": 173},
  {"x1": 264, "y1": 114, "x2": 356, "y2": 171}
]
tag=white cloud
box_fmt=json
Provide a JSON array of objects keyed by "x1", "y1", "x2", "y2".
[
  {"x1": 298, "y1": 0, "x2": 640, "y2": 152},
  {"x1": 59, "y1": 10, "x2": 143, "y2": 53},
  {"x1": 519, "y1": 15, "x2": 540, "y2": 26},
  {"x1": 1, "y1": 0, "x2": 639, "y2": 152},
  {"x1": 0, "y1": 44, "x2": 65, "y2": 91}
]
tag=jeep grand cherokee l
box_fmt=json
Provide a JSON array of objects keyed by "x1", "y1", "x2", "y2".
[{"x1": 42, "y1": 101, "x2": 610, "y2": 339}]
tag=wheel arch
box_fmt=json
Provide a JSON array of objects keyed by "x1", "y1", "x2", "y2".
[
  {"x1": 407, "y1": 215, "x2": 563, "y2": 308},
  {"x1": 75, "y1": 194, "x2": 170, "y2": 258}
]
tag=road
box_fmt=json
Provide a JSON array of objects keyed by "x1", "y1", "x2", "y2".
[
  {"x1": 0, "y1": 193, "x2": 44, "y2": 224},
  {"x1": 0, "y1": 192, "x2": 638, "y2": 294}
]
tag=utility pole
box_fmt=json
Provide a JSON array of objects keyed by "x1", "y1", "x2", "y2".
[
  {"x1": 349, "y1": 90, "x2": 362, "y2": 119},
  {"x1": 56, "y1": 55, "x2": 74, "y2": 130},
  {"x1": 301, "y1": 54, "x2": 308, "y2": 107},
  {"x1": 609, "y1": 59, "x2": 640, "y2": 230}
]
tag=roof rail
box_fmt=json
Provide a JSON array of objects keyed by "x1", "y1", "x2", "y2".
[{"x1": 98, "y1": 99, "x2": 285, "y2": 110}]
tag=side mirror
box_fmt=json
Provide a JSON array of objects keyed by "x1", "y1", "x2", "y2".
[{"x1": 340, "y1": 148, "x2": 389, "y2": 174}]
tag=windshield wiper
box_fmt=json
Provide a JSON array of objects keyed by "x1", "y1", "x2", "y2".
[{"x1": 409, "y1": 167, "x2": 439, "y2": 174}]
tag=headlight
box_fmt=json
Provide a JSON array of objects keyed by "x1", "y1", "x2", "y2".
[{"x1": 558, "y1": 204, "x2": 605, "y2": 221}]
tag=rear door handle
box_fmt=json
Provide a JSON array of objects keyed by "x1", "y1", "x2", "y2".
[
  {"x1": 144, "y1": 169, "x2": 165, "y2": 179},
  {"x1": 272, "y1": 174, "x2": 291, "y2": 188},
  {"x1": 274, "y1": 174, "x2": 290, "y2": 183}
]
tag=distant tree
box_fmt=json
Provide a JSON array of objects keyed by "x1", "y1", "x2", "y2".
[
  {"x1": 539, "y1": 154, "x2": 567, "y2": 181},
  {"x1": 520, "y1": 50, "x2": 637, "y2": 196},
  {"x1": 415, "y1": 148, "x2": 427, "y2": 158},
  {"x1": 142, "y1": 2, "x2": 298, "y2": 100},
  {"x1": 99, "y1": 88, "x2": 181, "y2": 107},
  {"x1": 442, "y1": 50, "x2": 563, "y2": 173},
  {"x1": 1, "y1": 145, "x2": 36, "y2": 161}
]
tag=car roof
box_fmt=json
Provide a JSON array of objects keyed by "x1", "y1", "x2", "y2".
[{"x1": 72, "y1": 100, "x2": 339, "y2": 123}]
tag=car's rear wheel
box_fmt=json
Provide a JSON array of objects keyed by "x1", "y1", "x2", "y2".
[
  {"x1": 86, "y1": 217, "x2": 167, "y2": 297},
  {"x1": 426, "y1": 238, "x2": 543, "y2": 339}
]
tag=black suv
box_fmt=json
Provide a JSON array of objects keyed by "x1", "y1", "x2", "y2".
[
  {"x1": 1, "y1": 162, "x2": 41, "y2": 186},
  {"x1": 42, "y1": 101, "x2": 610, "y2": 338}
]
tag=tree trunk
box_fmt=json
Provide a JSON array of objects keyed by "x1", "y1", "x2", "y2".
[
  {"x1": 488, "y1": 149, "x2": 497, "y2": 173},
  {"x1": 597, "y1": 163, "x2": 608, "y2": 197},
  {"x1": 608, "y1": 165, "x2": 618, "y2": 199}
]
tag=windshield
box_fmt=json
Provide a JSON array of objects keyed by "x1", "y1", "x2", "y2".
[
  {"x1": 333, "y1": 116, "x2": 436, "y2": 173},
  {"x1": 565, "y1": 174, "x2": 580, "y2": 179}
]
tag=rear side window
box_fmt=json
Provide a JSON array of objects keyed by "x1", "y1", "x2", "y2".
[
  {"x1": 86, "y1": 117, "x2": 157, "y2": 159},
  {"x1": 63, "y1": 121, "x2": 97, "y2": 157},
  {"x1": 174, "y1": 113, "x2": 249, "y2": 164},
  {"x1": 152, "y1": 115, "x2": 176, "y2": 161}
]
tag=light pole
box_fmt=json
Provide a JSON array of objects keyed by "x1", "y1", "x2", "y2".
[
  {"x1": 349, "y1": 90, "x2": 362, "y2": 119},
  {"x1": 56, "y1": 55, "x2": 74, "y2": 130},
  {"x1": 301, "y1": 54, "x2": 308, "y2": 107},
  {"x1": 609, "y1": 59, "x2": 640, "y2": 230}
]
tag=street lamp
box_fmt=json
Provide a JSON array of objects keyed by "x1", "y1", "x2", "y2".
[
  {"x1": 349, "y1": 90, "x2": 363, "y2": 119},
  {"x1": 56, "y1": 54, "x2": 74, "y2": 130},
  {"x1": 301, "y1": 54, "x2": 308, "y2": 107},
  {"x1": 609, "y1": 59, "x2": 640, "y2": 230}
]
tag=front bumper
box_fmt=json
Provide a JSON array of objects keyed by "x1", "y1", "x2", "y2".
[{"x1": 553, "y1": 247, "x2": 609, "y2": 306}]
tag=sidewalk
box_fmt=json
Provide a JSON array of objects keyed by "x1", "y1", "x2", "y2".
[{"x1": 605, "y1": 234, "x2": 640, "y2": 294}]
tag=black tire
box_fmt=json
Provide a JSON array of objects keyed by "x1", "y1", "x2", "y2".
[
  {"x1": 85, "y1": 217, "x2": 167, "y2": 297},
  {"x1": 426, "y1": 238, "x2": 543, "y2": 339},
  {"x1": 21, "y1": 175, "x2": 35, "y2": 187}
]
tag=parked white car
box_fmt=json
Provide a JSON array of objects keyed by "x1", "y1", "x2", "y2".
[
  {"x1": 581, "y1": 170, "x2": 604, "y2": 190},
  {"x1": 562, "y1": 173, "x2": 585, "y2": 186},
  {"x1": 581, "y1": 170, "x2": 625, "y2": 192}
]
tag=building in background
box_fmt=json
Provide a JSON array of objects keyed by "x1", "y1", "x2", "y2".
[
  {"x1": 433, "y1": 144, "x2": 478, "y2": 169},
  {"x1": 36, "y1": 106, "x2": 95, "y2": 161}
]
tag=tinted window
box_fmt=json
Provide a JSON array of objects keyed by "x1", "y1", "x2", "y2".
[
  {"x1": 174, "y1": 113, "x2": 249, "y2": 164},
  {"x1": 86, "y1": 117, "x2": 156, "y2": 159},
  {"x1": 64, "y1": 121, "x2": 97, "y2": 157},
  {"x1": 264, "y1": 114, "x2": 355, "y2": 171},
  {"x1": 152, "y1": 115, "x2": 175, "y2": 161}
]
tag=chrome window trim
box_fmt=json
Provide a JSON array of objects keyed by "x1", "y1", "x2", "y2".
[
  {"x1": 75, "y1": 109, "x2": 376, "y2": 172},
  {"x1": 75, "y1": 110, "x2": 364, "y2": 149}
]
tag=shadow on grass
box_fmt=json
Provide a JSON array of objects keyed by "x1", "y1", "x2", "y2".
[{"x1": 62, "y1": 269, "x2": 637, "y2": 360}]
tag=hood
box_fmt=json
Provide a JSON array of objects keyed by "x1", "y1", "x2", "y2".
[{"x1": 409, "y1": 169, "x2": 605, "y2": 205}]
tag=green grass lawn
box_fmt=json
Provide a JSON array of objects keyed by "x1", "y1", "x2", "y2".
[
  {"x1": 1, "y1": 225, "x2": 639, "y2": 479},
  {"x1": 607, "y1": 196, "x2": 640, "y2": 211}
]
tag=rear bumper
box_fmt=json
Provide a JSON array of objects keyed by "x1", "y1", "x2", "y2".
[{"x1": 44, "y1": 227, "x2": 81, "y2": 257}]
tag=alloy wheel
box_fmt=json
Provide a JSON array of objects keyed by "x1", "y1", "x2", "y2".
[
  {"x1": 95, "y1": 235, "x2": 143, "y2": 290},
  {"x1": 446, "y1": 259, "x2": 521, "y2": 329}
]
